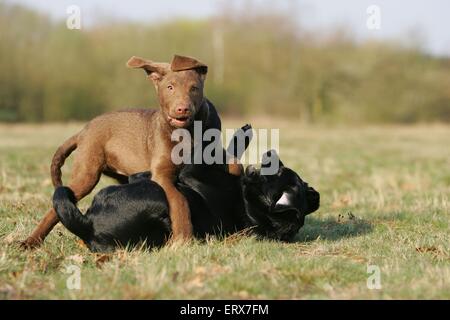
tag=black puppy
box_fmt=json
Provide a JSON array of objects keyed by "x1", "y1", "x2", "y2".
[{"x1": 53, "y1": 127, "x2": 319, "y2": 252}]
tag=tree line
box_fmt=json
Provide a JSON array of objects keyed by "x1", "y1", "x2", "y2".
[{"x1": 1, "y1": 2, "x2": 449, "y2": 123}]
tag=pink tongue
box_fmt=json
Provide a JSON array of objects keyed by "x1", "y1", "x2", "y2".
[{"x1": 173, "y1": 118, "x2": 187, "y2": 125}]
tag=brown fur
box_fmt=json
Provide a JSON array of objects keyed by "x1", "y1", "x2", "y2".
[{"x1": 22, "y1": 55, "x2": 229, "y2": 248}]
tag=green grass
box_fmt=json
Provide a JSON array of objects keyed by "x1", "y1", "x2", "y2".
[{"x1": 0, "y1": 120, "x2": 449, "y2": 299}]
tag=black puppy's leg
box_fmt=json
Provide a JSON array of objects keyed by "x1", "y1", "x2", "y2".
[
  {"x1": 199, "y1": 124, "x2": 253, "y2": 176},
  {"x1": 227, "y1": 124, "x2": 253, "y2": 159},
  {"x1": 128, "y1": 171, "x2": 152, "y2": 184},
  {"x1": 222, "y1": 124, "x2": 253, "y2": 176}
]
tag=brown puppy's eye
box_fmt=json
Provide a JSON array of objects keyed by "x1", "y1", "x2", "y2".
[
  {"x1": 190, "y1": 86, "x2": 199, "y2": 93},
  {"x1": 167, "y1": 85, "x2": 174, "y2": 90}
]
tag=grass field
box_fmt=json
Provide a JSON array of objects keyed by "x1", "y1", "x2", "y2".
[{"x1": 0, "y1": 120, "x2": 449, "y2": 299}]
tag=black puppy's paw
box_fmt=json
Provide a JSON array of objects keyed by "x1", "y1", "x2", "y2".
[
  {"x1": 241, "y1": 123, "x2": 252, "y2": 132},
  {"x1": 227, "y1": 124, "x2": 253, "y2": 159}
]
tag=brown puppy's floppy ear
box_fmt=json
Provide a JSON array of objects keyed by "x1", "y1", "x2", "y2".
[
  {"x1": 126, "y1": 56, "x2": 170, "y2": 82},
  {"x1": 171, "y1": 55, "x2": 208, "y2": 76}
]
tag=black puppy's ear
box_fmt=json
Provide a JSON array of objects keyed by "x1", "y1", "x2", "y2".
[
  {"x1": 262, "y1": 150, "x2": 284, "y2": 168},
  {"x1": 261, "y1": 149, "x2": 283, "y2": 175}
]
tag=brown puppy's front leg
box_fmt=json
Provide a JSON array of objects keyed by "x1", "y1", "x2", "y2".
[{"x1": 153, "y1": 174, "x2": 193, "y2": 241}]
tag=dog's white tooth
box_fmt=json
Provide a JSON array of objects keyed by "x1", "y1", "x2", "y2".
[{"x1": 276, "y1": 192, "x2": 290, "y2": 206}]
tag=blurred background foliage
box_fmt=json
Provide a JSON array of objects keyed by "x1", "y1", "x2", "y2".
[{"x1": 1, "y1": 2, "x2": 450, "y2": 123}]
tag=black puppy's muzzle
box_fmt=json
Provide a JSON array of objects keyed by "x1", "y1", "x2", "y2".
[
  {"x1": 306, "y1": 187, "x2": 320, "y2": 214},
  {"x1": 272, "y1": 190, "x2": 300, "y2": 214}
]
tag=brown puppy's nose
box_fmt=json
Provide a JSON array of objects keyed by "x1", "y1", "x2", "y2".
[{"x1": 176, "y1": 105, "x2": 190, "y2": 115}]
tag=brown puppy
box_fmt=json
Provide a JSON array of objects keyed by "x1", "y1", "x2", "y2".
[{"x1": 22, "y1": 54, "x2": 229, "y2": 248}]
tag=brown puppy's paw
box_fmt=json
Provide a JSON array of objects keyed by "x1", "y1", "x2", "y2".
[
  {"x1": 228, "y1": 162, "x2": 243, "y2": 176},
  {"x1": 77, "y1": 239, "x2": 87, "y2": 249},
  {"x1": 18, "y1": 237, "x2": 42, "y2": 250},
  {"x1": 167, "y1": 235, "x2": 192, "y2": 247}
]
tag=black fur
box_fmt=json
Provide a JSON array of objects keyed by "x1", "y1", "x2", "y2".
[{"x1": 53, "y1": 126, "x2": 320, "y2": 252}]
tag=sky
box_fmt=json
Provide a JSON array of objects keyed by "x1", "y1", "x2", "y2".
[{"x1": 5, "y1": 0, "x2": 450, "y2": 57}]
